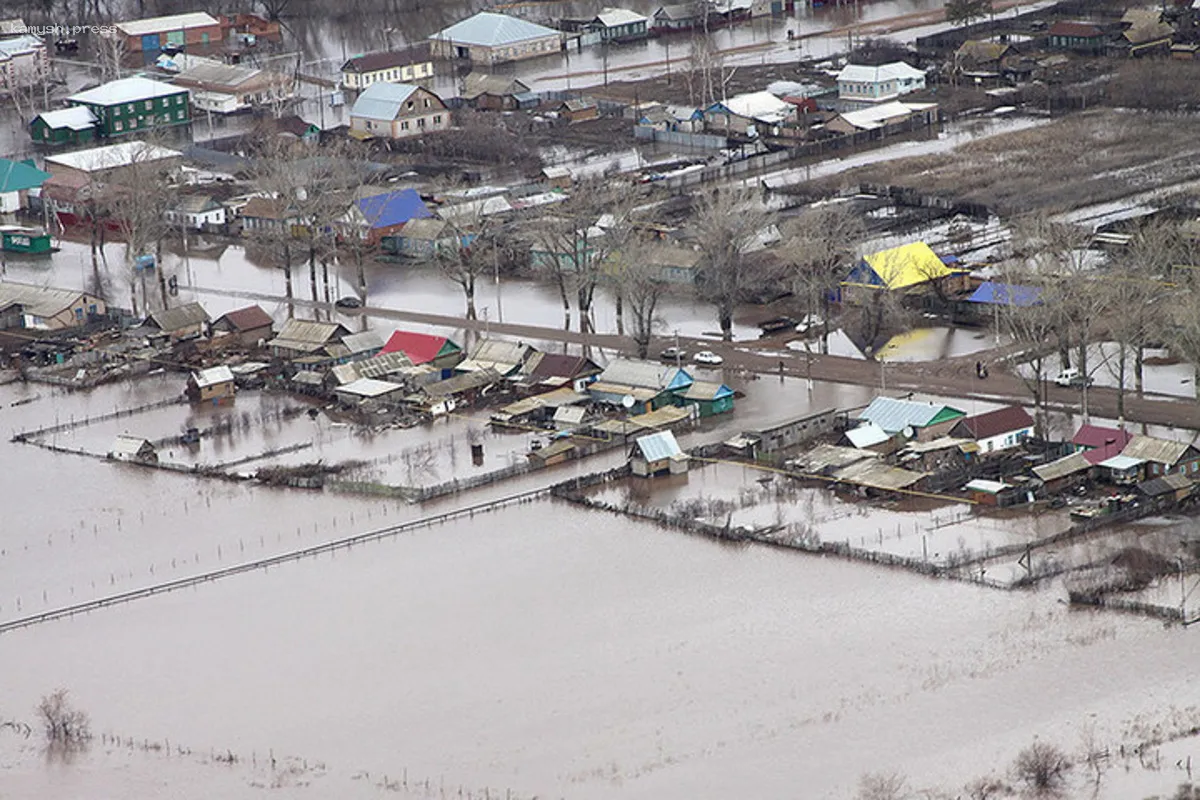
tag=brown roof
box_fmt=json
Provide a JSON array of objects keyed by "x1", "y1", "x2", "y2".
[
  {"x1": 240, "y1": 196, "x2": 293, "y2": 220},
  {"x1": 953, "y1": 406, "x2": 1034, "y2": 440},
  {"x1": 342, "y1": 43, "x2": 430, "y2": 74},
  {"x1": 527, "y1": 352, "x2": 600, "y2": 381},
  {"x1": 1048, "y1": 21, "x2": 1104, "y2": 38},
  {"x1": 216, "y1": 304, "x2": 273, "y2": 332}
]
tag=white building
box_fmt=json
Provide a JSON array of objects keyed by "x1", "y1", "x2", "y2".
[
  {"x1": 429, "y1": 12, "x2": 561, "y2": 66},
  {"x1": 704, "y1": 91, "x2": 795, "y2": 136},
  {"x1": 165, "y1": 194, "x2": 227, "y2": 229},
  {"x1": 836, "y1": 62, "x2": 927, "y2": 104},
  {"x1": 0, "y1": 32, "x2": 47, "y2": 89}
]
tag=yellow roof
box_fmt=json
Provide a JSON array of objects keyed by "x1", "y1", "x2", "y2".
[{"x1": 861, "y1": 242, "x2": 955, "y2": 291}]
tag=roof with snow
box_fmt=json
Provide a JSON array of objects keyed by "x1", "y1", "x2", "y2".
[
  {"x1": 115, "y1": 12, "x2": 219, "y2": 36},
  {"x1": 595, "y1": 7, "x2": 648, "y2": 27},
  {"x1": 191, "y1": 365, "x2": 234, "y2": 388},
  {"x1": 431, "y1": 12, "x2": 560, "y2": 47},
  {"x1": 836, "y1": 61, "x2": 926, "y2": 84},
  {"x1": 708, "y1": 91, "x2": 793, "y2": 123},
  {"x1": 35, "y1": 106, "x2": 97, "y2": 131},
  {"x1": 69, "y1": 76, "x2": 186, "y2": 106}
]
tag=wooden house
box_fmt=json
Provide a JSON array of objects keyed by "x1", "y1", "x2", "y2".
[
  {"x1": 948, "y1": 406, "x2": 1034, "y2": 454},
  {"x1": 527, "y1": 438, "x2": 578, "y2": 467},
  {"x1": 558, "y1": 98, "x2": 598, "y2": 123},
  {"x1": 1047, "y1": 21, "x2": 1107, "y2": 55},
  {"x1": 630, "y1": 430, "x2": 687, "y2": 477},
  {"x1": 210, "y1": 305, "x2": 273, "y2": 348},
  {"x1": 1120, "y1": 435, "x2": 1200, "y2": 478},
  {"x1": 674, "y1": 380, "x2": 734, "y2": 417},
  {"x1": 145, "y1": 302, "x2": 209, "y2": 341},
  {"x1": 855, "y1": 396, "x2": 965, "y2": 443},
  {"x1": 380, "y1": 330, "x2": 462, "y2": 373},
  {"x1": 110, "y1": 434, "x2": 157, "y2": 463},
  {"x1": 187, "y1": 365, "x2": 235, "y2": 403},
  {"x1": 1137, "y1": 473, "x2": 1193, "y2": 504}
]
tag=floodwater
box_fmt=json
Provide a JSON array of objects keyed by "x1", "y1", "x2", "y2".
[{"x1": 1018, "y1": 343, "x2": 1197, "y2": 401}]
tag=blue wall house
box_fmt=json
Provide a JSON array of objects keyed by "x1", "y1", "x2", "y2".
[{"x1": 589, "y1": 358, "x2": 693, "y2": 413}]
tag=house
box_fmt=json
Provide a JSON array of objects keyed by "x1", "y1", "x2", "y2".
[
  {"x1": 165, "y1": 194, "x2": 226, "y2": 230},
  {"x1": 259, "y1": 114, "x2": 320, "y2": 143},
  {"x1": 29, "y1": 107, "x2": 98, "y2": 147},
  {"x1": 383, "y1": 217, "x2": 461, "y2": 259},
  {"x1": 963, "y1": 281, "x2": 1042, "y2": 322},
  {"x1": 187, "y1": 365, "x2": 235, "y2": 403},
  {"x1": 417, "y1": 367, "x2": 504, "y2": 412},
  {"x1": 43, "y1": 141, "x2": 183, "y2": 187},
  {"x1": 63, "y1": 77, "x2": 191, "y2": 138},
  {"x1": 856, "y1": 396, "x2": 965, "y2": 442},
  {"x1": 522, "y1": 352, "x2": 602, "y2": 392},
  {"x1": 841, "y1": 242, "x2": 967, "y2": 303},
  {"x1": 704, "y1": 91, "x2": 795, "y2": 136},
  {"x1": 113, "y1": 12, "x2": 224, "y2": 56},
  {"x1": 557, "y1": 98, "x2": 599, "y2": 122},
  {"x1": 268, "y1": 318, "x2": 351, "y2": 361},
  {"x1": 0, "y1": 282, "x2": 105, "y2": 329},
  {"x1": 110, "y1": 434, "x2": 157, "y2": 463},
  {"x1": 591, "y1": 8, "x2": 649, "y2": 42},
  {"x1": 675, "y1": 380, "x2": 735, "y2": 417},
  {"x1": 380, "y1": 330, "x2": 462, "y2": 372},
  {"x1": 541, "y1": 165, "x2": 572, "y2": 190},
  {"x1": 1137, "y1": 472, "x2": 1194, "y2": 503},
  {"x1": 1072, "y1": 424, "x2": 1134, "y2": 465},
  {"x1": 644, "y1": 244, "x2": 704, "y2": 284},
  {"x1": 171, "y1": 60, "x2": 294, "y2": 113},
  {"x1": 456, "y1": 338, "x2": 536, "y2": 376},
  {"x1": 0, "y1": 32, "x2": 47, "y2": 89},
  {"x1": 429, "y1": 12, "x2": 562, "y2": 66},
  {"x1": 630, "y1": 430, "x2": 688, "y2": 476},
  {"x1": 1047, "y1": 21, "x2": 1107, "y2": 54},
  {"x1": 341, "y1": 43, "x2": 434, "y2": 90},
  {"x1": 589, "y1": 358, "x2": 693, "y2": 413},
  {"x1": 954, "y1": 39, "x2": 1012, "y2": 72},
  {"x1": 346, "y1": 188, "x2": 433, "y2": 243},
  {"x1": 460, "y1": 73, "x2": 531, "y2": 110},
  {"x1": 1119, "y1": 15, "x2": 1174, "y2": 56},
  {"x1": 652, "y1": 4, "x2": 707, "y2": 31},
  {"x1": 349, "y1": 82, "x2": 450, "y2": 140},
  {"x1": 528, "y1": 438, "x2": 578, "y2": 467},
  {"x1": 238, "y1": 196, "x2": 299, "y2": 234},
  {"x1": 211, "y1": 305, "x2": 274, "y2": 348},
  {"x1": 1096, "y1": 454, "x2": 1145, "y2": 485},
  {"x1": 825, "y1": 101, "x2": 938, "y2": 135},
  {"x1": 835, "y1": 62, "x2": 926, "y2": 104},
  {"x1": 1119, "y1": 435, "x2": 1200, "y2": 477},
  {"x1": 948, "y1": 406, "x2": 1034, "y2": 453},
  {"x1": 334, "y1": 377, "x2": 406, "y2": 407},
  {"x1": 0, "y1": 158, "x2": 49, "y2": 212},
  {"x1": 341, "y1": 330, "x2": 384, "y2": 361},
  {"x1": 1032, "y1": 451, "x2": 1093, "y2": 494},
  {"x1": 144, "y1": 302, "x2": 210, "y2": 340}
]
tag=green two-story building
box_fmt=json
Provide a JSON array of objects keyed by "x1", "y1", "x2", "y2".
[{"x1": 31, "y1": 76, "x2": 191, "y2": 145}]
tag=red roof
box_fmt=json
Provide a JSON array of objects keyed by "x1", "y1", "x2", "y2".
[
  {"x1": 216, "y1": 305, "x2": 273, "y2": 332},
  {"x1": 955, "y1": 406, "x2": 1034, "y2": 440},
  {"x1": 381, "y1": 330, "x2": 454, "y2": 364},
  {"x1": 1048, "y1": 20, "x2": 1104, "y2": 38},
  {"x1": 1072, "y1": 424, "x2": 1134, "y2": 464}
]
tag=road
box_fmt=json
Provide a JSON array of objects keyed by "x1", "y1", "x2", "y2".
[{"x1": 188, "y1": 283, "x2": 1200, "y2": 431}]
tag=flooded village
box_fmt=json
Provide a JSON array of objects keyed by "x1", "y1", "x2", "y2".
[{"x1": 11, "y1": 0, "x2": 1200, "y2": 798}]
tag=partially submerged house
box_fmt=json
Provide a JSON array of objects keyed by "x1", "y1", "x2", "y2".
[
  {"x1": 0, "y1": 282, "x2": 105, "y2": 330},
  {"x1": 211, "y1": 305, "x2": 273, "y2": 348},
  {"x1": 268, "y1": 318, "x2": 351, "y2": 363},
  {"x1": 428, "y1": 12, "x2": 562, "y2": 66},
  {"x1": 589, "y1": 358, "x2": 693, "y2": 413},
  {"x1": 144, "y1": 302, "x2": 209, "y2": 341},
  {"x1": 110, "y1": 434, "x2": 158, "y2": 463},
  {"x1": 340, "y1": 43, "x2": 434, "y2": 90},
  {"x1": 456, "y1": 338, "x2": 536, "y2": 376},
  {"x1": 186, "y1": 364, "x2": 235, "y2": 403},
  {"x1": 630, "y1": 429, "x2": 687, "y2": 476},
  {"x1": 855, "y1": 396, "x2": 965, "y2": 443},
  {"x1": 522, "y1": 352, "x2": 601, "y2": 392},
  {"x1": 840, "y1": 242, "x2": 966, "y2": 304},
  {"x1": 346, "y1": 188, "x2": 433, "y2": 243},
  {"x1": 725, "y1": 408, "x2": 838, "y2": 460},
  {"x1": 949, "y1": 406, "x2": 1034, "y2": 454},
  {"x1": 674, "y1": 380, "x2": 735, "y2": 417}
]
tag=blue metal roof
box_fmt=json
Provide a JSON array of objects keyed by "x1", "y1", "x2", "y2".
[
  {"x1": 433, "y1": 12, "x2": 559, "y2": 47},
  {"x1": 0, "y1": 158, "x2": 49, "y2": 193},
  {"x1": 857, "y1": 396, "x2": 963, "y2": 434},
  {"x1": 634, "y1": 430, "x2": 682, "y2": 461},
  {"x1": 357, "y1": 188, "x2": 433, "y2": 230},
  {"x1": 349, "y1": 82, "x2": 419, "y2": 122},
  {"x1": 966, "y1": 281, "x2": 1042, "y2": 307}
]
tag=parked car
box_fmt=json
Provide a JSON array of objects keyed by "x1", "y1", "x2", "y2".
[
  {"x1": 335, "y1": 296, "x2": 362, "y2": 309},
  {"x1": 1054, "y1": 367, "x2": 1092, "y2": 388},
  {"x1": 660, "y1": 346, "x2": 687, "y2": 361},
  {"x1": 693, "y1": 350, "x2": 723, "y2": 366}
]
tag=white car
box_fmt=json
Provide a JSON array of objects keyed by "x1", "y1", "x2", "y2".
[{"x1": 693, "y1": 350, "x2": 723, "y2": 366}]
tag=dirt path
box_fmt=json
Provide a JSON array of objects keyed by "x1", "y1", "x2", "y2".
[{"x1": 191, "y1": 283, "x2": 1200, "y2": 431}]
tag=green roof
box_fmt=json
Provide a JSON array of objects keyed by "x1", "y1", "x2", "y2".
[{"x1": 0, "y1": 158, "x2": 50, "y2": 193}]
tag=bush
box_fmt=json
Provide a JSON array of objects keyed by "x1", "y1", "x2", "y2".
[
  {"x1": 1012, "y1": 741, "x2": 1071, "y2": 795},
  {"x1": 37, "y1": 689, "x2": 90, "y2": 744},
  {"x1": 856, "y1": 771, "x2": 909, "y2": 800}
]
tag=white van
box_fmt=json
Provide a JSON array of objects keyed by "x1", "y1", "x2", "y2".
[{"x1": 1054, "y1": 367, "x2": 1092, "y2": 388}]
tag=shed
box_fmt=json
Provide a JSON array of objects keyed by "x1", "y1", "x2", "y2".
[
  {"x1": 542, "y1": 165, "x2": 572, "y2": 189},
  {"x1": 211, "y1": 305, "x2": 273, "y2": 348},
  {"x1": 629, "y1": 430, "x2": 686, "y2": 477},
  {"x1": 341, "y1": 330, "x2": 385, "y2": 361},
  {"x1": 558, "y1": 98, "x2": 599, "y2": 123},
  {"x1": 729, "y1": 408, "x2": 838, "y2": 458},
  {"x1": 187, "y1": 365, "x2": 235, "y2": 403},
  {"x1": 1032, "y1": 451, "x2": 1092, "y2": 493},
  {"x1": 527, "y1": 438, "x2": 577, "y2": 467},
  {"x1": 553, "y1": 405, "x2": 587, "y2": 430},
  {"x1": 456, "y1": 339, "x2": 535, "y2": 376},
  {"x1": 334, "y1": 377, "x2": 405, "y2": 405},
  {"x1": 110, "y1": 434, "x2": 157, "y2": 463},
  {"x1": 1138, "y1": 472, "x2": 1193, "y2": 502},
  {"x1": 1097, "y1": 454, "x2": 1146, "y2": 485},
  {"x1": 145, "y1": 302, "x2": 209, "y2": 340},
  {"x1": 965, "y1": 478, "x2": 1016, "y2": 507},
  {"x1": 844, "y1": 421, "x2": 896, "y2": 453}
]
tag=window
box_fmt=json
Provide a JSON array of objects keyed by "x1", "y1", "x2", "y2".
[
  {"x1": 417, "y1": 117, "x2": 425, "y2": 127},
  {"x1": 145, "y1": 100, "x2": 152, "y2": 110},
  {"x1": 74, "y1": 307, "x2": 83, "y2": 320},
  {"x1": 433, "y1": 114, "x2": 442, "y2": 124},
  {"x1": 114, "y1": 120, "x2": 122, "y2": 131},
  {"x1": 400, "y1": 120, "x2": 408, "y2": 130},
  {"x1": 176, "y1": 95, "x2": 183, "y2": 105},
  {"x1": 126, "y1": 103, "x2": 134, "y2": 114},
  {"x1": 177, "y1": 109, "x2": 185, "y2": 120},
  {"x1": 406, "y1": 100, "x2": 413, "y2": 109},
  {"x1": 88, "y1": 304, "x2": 97, "y2": 314},
  {"x1": 423, "y1": 98, "x2": 430, "y2": 108}
]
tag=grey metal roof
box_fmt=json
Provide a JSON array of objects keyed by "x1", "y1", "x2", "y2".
[
  {"x1": 857, "y1": 396, "x2": 963, "y2": 435},
  {"x1": 335, "y1": 377, "x2": 404, "y2": 398},
  {"x1": 1098, "y1": 454, "x2": 1145, "y2": 471},
  {"x1": 1121, "y1": 435, "x2": 1195, "y2": 466},
  {"x1": 0, "y1": 282, "x2": 100, "y2": 318},
  {"x1": 845, "y1": 422, "x2": 890, "y2": 449},
  {"x1": 272, "y1": 319, "x2": 346, "y2": 347},
  {"x1": 633, "y1": 430, "x2": 682, "y2": 461},
  {"x1": 350, "y1": 82, "x2": 420, "y2": 122},
  {"x1": 115, "y1": 12, "x2": 219, "y2": 36},
  {"x1": 835, "y1": 459, "x2": 925, "y2": 491},
  {"x1": 1031, "y1": 451, "x2": 1092, "y2": 482},
  {"x1": 341, "y1": 330, "x2": 384, "y2": 355},
  {"x1": 432, "y1": 12, "x2": 560, "y2": 47},
  {"x1": 148, "y1": 302, "x2": 209, "y2": 332},
  {"x1": 598, "y1": 358, "x2": 683, "y2": 391},
  {"x1": 423, "y1": 368, "x2": 503, "y2": 397}
]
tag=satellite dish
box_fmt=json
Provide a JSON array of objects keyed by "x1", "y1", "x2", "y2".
[
  {"x1": 903, "y1": 426, "x2": 915, "y2": 439},
  {"x1": 622, "y1": 395, "x2": 636, "y2": 409}
]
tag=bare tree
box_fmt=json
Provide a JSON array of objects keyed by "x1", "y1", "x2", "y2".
[
  {"x1": 37, "y1": 689, "x2": 90, "y2": 745},
  {"x1": 95, "y1": 31, "x2": 127, "y2": 83},
  {"x1": 785, "y1": 202, "x2": 864, "y2": 353},
  {"x1": 855, "y1": 771, "x2": 909, "y2": 800},
  {"x1": 615, "y1": 240, "x2": 667, "y2": 358},
  {"x1": 996, "y1": 269, "x2": 1057, "y2": 437},
  {"x1": 1011, "y1": 741, "x2": 1072, "y2": 796},
  {"x1": 436, "y1": 220, "x2": 499, "y2": 322},
  {"x1": 693, "y1": 187, "x2": 772, "y2": 341}
]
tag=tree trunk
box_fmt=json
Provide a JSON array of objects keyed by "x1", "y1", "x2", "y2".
[
  {"x1": 308, "y1": 244, "x2": 319, "y2": 317},
  {"x1": 465, "y1": 277, "x2": 477, "y2": 320},
  {"x1": 1057, "y1": 330, "x2": 1071, "y2": 371},
  {"x1": 719, "y1": 301, "x2": 733, "y2": 342},
  {"x1": 1135, "y1": 343, "x2": 1145, "y2": 396},
  {"x1": 321, "y1": 257, "x2": 331, "y2": 305},
  {"x1": 1116, "y1": 341, "x2": 1127, "y2": 422},
  {"x1": 129, "y1": 277, "x2": 139, "y2": 319},
  {"x1": 615, "y1": 291, "x2": 624, "y2": 336},
  {"x1": 355, "y1": 249, "x2": 367, "y2": 301}
]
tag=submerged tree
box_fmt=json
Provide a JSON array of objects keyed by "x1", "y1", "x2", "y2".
[
  {"x1": 615, "y1": 242, "x2": 668, "y2": 359},
  {"x1": 1011, "y1": 741, "x2": 1072, "y2": 796},
  {"x1": 37, "y1": 689, "x2": 90, "y2": 745},
  {"x1": 693, "y1": 187, "x2": 773, "y2": 342},
  {"x1": 784, "y1": 202, "x2": 864, "y2": 354}
]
